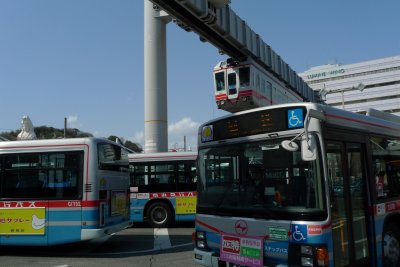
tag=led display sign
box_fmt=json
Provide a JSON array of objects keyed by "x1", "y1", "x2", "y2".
[{"x1": 201, "y1": 107, "x2": 306, "y2": 142}]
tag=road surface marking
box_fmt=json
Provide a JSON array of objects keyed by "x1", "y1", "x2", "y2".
[{"x1": 154, "y1": 228, "x2": 171, "y2": 250}]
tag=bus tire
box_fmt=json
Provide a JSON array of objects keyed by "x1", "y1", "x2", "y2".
[
  {"x1": 383, "y1": 222, "x2": 400, "y2": 267},
  {"x1": 146, "y1": 202, "x2": 172, "y2": 228}
]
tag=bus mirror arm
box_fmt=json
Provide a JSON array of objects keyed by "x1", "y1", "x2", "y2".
[
  {"x1": 301, "y1": 133, "x2": 317, "y2": 161},
  {"x1": 281, "y1": 109, "x2": 324, "y2": 160},
  {"x1": 300, "y1": 109, "x2": 325, "y2": 161}
]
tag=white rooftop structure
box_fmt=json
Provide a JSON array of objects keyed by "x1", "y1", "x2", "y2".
[{"x1": 299, "y1": 55, "x2": 400, "y2": 116}]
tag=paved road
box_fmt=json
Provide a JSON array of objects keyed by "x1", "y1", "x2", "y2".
[{"x1": 1, "y1": 222, "x2": 199, "y2": 267}]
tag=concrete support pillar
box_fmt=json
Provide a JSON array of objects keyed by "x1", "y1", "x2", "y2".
[{"x1": 144, "y1": 0, "x2": 170, "y2": 153}]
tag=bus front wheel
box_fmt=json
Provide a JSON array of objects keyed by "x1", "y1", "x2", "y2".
[
  {"x1": 146, "y1": 202, "x2": 172, "y2": 228},
  {"x1": 383, "y1": 223, "x2": 400, "y2": 267}
]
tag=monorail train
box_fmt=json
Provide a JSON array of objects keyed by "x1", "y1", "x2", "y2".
[{"x1": 214, "y1": 58, "x2": 311, "y2": 113}]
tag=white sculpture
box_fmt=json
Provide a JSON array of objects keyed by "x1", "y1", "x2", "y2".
[{"x1": 17, "y1": 116, "x2": 37, "y2": 140}]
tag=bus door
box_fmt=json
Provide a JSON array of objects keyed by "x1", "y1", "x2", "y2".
[
  {"x1": 226, "y1": 69, "x2": 238, "y2": 101},
  {"x1": 326, "y1": 141, "x2": 371, "y2": 266}
]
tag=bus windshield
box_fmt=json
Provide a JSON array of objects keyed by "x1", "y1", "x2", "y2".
[{"x1": 197, "y1": 136, "x2": 326, "y2": 220}]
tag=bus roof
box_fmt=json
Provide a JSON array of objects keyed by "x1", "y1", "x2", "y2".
[
  {"x1": 0, "y1": 137, "x2": 124, "y2": 151},
  {"x1": 198, "y1": 102, "x2": 400, "y2": 141},
  {"x1": 128, "y1": 151, "x2": 197, "y2": 163},
  {"x1": 318, "y1": 104, "x2": 400, "y2": 138}
]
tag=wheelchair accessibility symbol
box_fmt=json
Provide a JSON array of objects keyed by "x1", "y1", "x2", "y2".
[
  {"x1": 287, "y1": 108, "x2": 304, "y2": 129},
  {"x1": 291, "y1": 224, "x2": 307, "y2": 242}
]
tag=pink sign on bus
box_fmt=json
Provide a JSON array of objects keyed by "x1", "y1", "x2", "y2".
[{"x1": 219, "y1": 232, "x2": 264, "y2": 267}]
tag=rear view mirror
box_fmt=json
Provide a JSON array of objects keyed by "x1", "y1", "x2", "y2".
[
  {"x1": 301, "y1": 135, "x2": 317, "y2": 161},
  {"x1": 281, "y1": 140, "x2": 299, "y2": 152}
]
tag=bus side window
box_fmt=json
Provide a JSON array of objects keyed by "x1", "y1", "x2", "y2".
[
  {"x1": 370, "y1": 136, "x2": 400, "y2": 199},
  {"x1": 17, "y1": 174, "x2": 43, "y2": 189},
  {"x1": 168, "y1": 176, "x2": 175, "y2": 184},
  {"x1": 388, "y1": 169, "x2": 400, "y2": 197}
]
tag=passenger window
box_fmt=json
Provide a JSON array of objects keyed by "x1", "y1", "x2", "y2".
[
  {"x1": 0, "y1": 152, "x2": 83, "y2": 199},
  {"x1": 239, "y1": 67, "x2": 250, "y2": 87},
  {"x1": 370, "y1": 137, "x2": 400, "y2": 199}
]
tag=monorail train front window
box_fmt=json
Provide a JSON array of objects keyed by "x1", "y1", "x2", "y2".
[
  {"x1": 227, "y1": 73, "x2": 237, "y2": 95},
  {"x1": 197, "y1": 137, "x2": 326, "y2": 220},
  {"x1": 214, "y1": 72, "x2": 225, "y2": 92}
]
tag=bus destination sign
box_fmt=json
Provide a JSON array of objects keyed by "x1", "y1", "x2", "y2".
[{"x1": 201, "y1": 107, "x2": 306, "y2": 142}]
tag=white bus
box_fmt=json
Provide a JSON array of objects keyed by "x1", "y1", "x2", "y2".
[
  {"x1": 194, "y1": 103, "x2": 400, "y2": 267},
  {"x1": 129, "y1": 152, "x2": 197, "y2": 227},
  {"x1": 0, "y1": 137, "x2": 131, "y2": 246}
]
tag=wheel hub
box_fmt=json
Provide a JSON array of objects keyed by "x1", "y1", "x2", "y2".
[{"x1": 153, "y1": 208, "x2": 166, "y2": 222}]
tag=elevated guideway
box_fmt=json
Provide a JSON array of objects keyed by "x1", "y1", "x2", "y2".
[{"x1": 149, "y1": 0, "x2": 317, "y2": 102}]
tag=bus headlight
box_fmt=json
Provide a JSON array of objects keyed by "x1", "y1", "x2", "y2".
[
  {"x1": 196, "y1": 231, "x2": 205, "y2": 239},
  {"x1": 300, "y1": 245, "x2": 313, "y2": 267},
  {"x1": 301, "y1": 245, "x2": 313, "y2": 255},
  {"x1": 197, "y1": 240, "x2": 206, "y2": 249},
  {"x1": 301, "y1": 256, "x2": 313, "y2": 267},
  {"x1": 291, "y1": 244, "x2": 329, "y2": 267},
  {"x1": 195, "y1": 231, "x2": 207, "y2": 249}
]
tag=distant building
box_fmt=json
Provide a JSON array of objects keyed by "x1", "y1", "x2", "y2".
[{"x1": 299, "y1": 56, "x2": 400, "y2": 116}]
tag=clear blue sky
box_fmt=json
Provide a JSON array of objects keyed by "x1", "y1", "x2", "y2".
[{"x1": 1, "y1": 0, "x2": 399, "y2": 150}]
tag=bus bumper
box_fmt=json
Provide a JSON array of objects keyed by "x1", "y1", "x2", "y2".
[
  {"x1": 81, "y1": 221, "x2": 130, "y2": 241},
  {"x1": 194, "y1": 248, "x2": 220, "y2": 267}
]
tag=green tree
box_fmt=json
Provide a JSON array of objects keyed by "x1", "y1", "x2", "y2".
[
  {"x1": 107, "y1": 135, "x2": 142, "y2": 153},
  {"x1": 124, "y1": 140, "x2": 143, "y2": 153},
  {"x1": 107, "y1": 135, "x2": 121, "y2": 143}
]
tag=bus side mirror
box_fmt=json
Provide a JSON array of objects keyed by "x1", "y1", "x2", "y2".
[{"x1": 301, "y1": 135, "x2": 317, "y2": 161}]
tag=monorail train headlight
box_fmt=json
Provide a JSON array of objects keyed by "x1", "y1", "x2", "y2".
[{"x1": 241, "y1": 96, "x2": 253, "y2": 103}]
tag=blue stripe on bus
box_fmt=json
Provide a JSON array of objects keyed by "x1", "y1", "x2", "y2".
[
  {"x1": 130, "y1": 199, "x2": 146, "y2": 222},
  {"x1": 48, "y1": 210, "x2": 83, "y2": 221},
  {"x1": 176, "y1": 214, "x2": 195, "y2": 221}
]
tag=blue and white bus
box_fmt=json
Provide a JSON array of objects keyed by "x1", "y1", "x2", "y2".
[
  {"x1": 194, "y1": 103, "x2": 400, "y2": 267},
  {"x1": 129, "y1": 152, "x2": 197, "y2": 228},
  {"x1": 0, "y1": 137, "x2": 131, "y2": 246}
]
